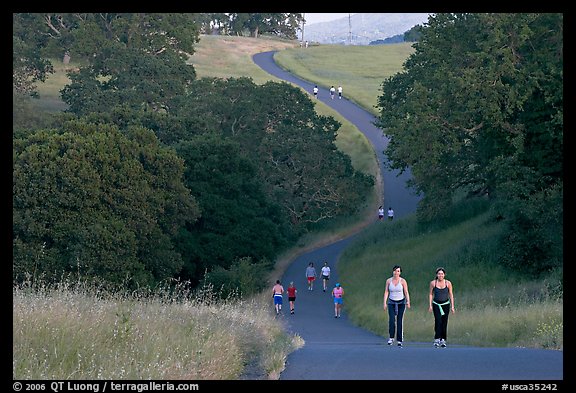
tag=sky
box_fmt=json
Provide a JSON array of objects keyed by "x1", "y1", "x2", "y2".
[{"x1": 303, "y1": 13, "x2": 356, "y2": 25}]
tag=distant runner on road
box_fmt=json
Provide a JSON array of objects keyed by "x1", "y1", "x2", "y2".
[
  {"x1": 305, "y1": 262, "x2": 317, "y2": 291},
  {"x1": 272, "y1": 279, "x2": 284, "y2": 315},
  {"x1": 321, "y1": 261, "x2": 331, "y2": 292}
]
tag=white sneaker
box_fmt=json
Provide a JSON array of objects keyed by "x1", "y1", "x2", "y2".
[
  {"x1": 433, "y1": 339, "x2": 440, "y2": 348},
  {"x1": 387, "y1": 338, "x2": 394, "y2": 345},
  {"x1": 397, "y1": 342, "x2": 403, "y2": 347},
  {"x1": 440, "y1": 339, "x2": 446, "y2": 348}
]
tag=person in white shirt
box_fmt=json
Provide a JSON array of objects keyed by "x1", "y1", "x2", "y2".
[
  {"x1": 321, "y1": 261, "x2": 331, "y2": 292},
  {"x1": 338, "y1": 85, "x2": 343, "y2": 99},
  {"x1": 383, "y1": 265, "x2": 411, "y2": 346},
  {"x1": 387, "y1": 207, "x2": 394, "y2": 221},
  {"x1": 330, "y1": 86, "x2": 336, "y2": 99},
  {"x1": 313, "y1": 85, "x2": 318, "y2": 99}
]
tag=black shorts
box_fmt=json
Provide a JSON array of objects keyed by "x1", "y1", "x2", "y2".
[{"x1": 322, "y1": 275, "x2": 329, "y2": 280}]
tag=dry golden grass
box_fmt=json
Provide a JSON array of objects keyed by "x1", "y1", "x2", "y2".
[
  {"x1": 13, "y1": 281, "x2": 304, "y2": 380},
  {"x1": 190, "y1": 35, "x2": 299, "y2": 84}
]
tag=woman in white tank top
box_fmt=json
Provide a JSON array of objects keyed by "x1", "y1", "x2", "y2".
[{"x1": 383, "y1": 265, "x2": 411, "y2": 346}]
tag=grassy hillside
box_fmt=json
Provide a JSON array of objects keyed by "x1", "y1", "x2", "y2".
[{"x1": 339, "y1": 208, "x2": 563, "y2": 349}]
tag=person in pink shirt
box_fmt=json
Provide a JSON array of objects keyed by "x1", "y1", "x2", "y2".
[{"x1": 332, "y1": 282, "x2": 344, "y2": 318}]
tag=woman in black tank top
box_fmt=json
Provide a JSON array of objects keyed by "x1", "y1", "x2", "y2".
[{"x1": 428, "y1": 267, "x2": 455, "y2": 347}]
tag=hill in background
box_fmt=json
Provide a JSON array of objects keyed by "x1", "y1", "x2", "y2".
[{"x1": 304, "y1": 13, "x2": 430, "y2": 45}]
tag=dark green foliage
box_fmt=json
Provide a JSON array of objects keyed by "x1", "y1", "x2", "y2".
[
  {"x1": 61, "y1": 49, "x2": 196, "y2": 116},
  {"x1": 12, "y1": 13, "x2": 200, "y2": 116},
  {"x1": 227, "y1": 13, "x2": 303, "y2": 39},
  {"x1": 139, "y1": 77, "x2": 372, "y2": 284},
  {"x1": 403, "y1": 24, "x2": 423, "y2": 42},
  {"x1": 417, "y1": 193, "x2": 492, "y2": 232},
  {"x1": 174, "y1": 135, "x2": 292, "y2": 283},
  {"x1": 254, "y1": 81, "x2": 375, "y2": 226},
  {"x1": 377, "y1": 13, "x2": 562, "y2": 214},
  {"x1": 13, "y1": 120, "x2": 200, "y2": 288},
  {"x1": 12, "y1": 13, "x2": 55, "y2": 96},
  {"x1": 496, "y1": 183, "x2": 563, "y2": 277},
  {"x1": 170, "y1": 77, "x2": 374, "y2": 229},
  {"x1": 202, "y1": 257, "x2": 273, "y2": 298}
]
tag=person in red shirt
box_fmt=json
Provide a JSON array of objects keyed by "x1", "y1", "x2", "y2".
[{"x1": 287, "y1": 281, "x2": 297, "y2": 315}]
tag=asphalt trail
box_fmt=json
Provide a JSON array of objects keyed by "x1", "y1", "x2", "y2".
[{"x1": 252, "y1": 51, "x2": 563, "y2": 382}]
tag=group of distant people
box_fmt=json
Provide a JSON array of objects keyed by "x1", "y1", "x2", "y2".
[
  {"x1": 378, "y1": 206, "x2": 394, "y2": 221},
  {"x1": 272, "y1": 261, "x2": 343, "y2": 318},
  {"x1": 312, "y1": 85, "x2": 343, "y2": 100},
  {"x1": 273, "y1": 260, "x2": 456, "y2": 348}
]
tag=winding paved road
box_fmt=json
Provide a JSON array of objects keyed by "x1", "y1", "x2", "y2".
[
  {"x1": 253, "y1": 51, "x2": 563, "y2": 382},
  {"x1": 254, "y1": 51, "x2": 419, "y2": 219}
]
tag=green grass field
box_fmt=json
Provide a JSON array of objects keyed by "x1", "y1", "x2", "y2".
[
  {"x1": 274, "y1": 43, "x2": 415, "y2": 115},
  {"x1": 339, "y1": 211, "x2": 563, "y2": 349}
]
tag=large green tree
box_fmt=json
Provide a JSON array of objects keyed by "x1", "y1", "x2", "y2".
[
  {"x1": 59, "y1": 13, "x2": 200, "y2": 115},
  {"x1": 174, "y1": 135, "x2": 292, "y2": 283},
  {"x1": 91, "y1": 77, "x2": 374, "y2": 284},
  {"x1": 13, "y1": 13, "x2": 201, "y2": 115},
  {"x1": 13, "y1": 13, "x2": 55, "y2": 97},
  {"x1": 376, "y1": 13, "x2": 562, "y2": 219},
  {"x1": 13, "y1": 120, "x2": 200, "y2": 287},
  {"x1": 228, "y1": 13, "x2": 303, "y2": 39},
  {"x1": 172, "y1": 77, "x2": 375, "y2": 227},
  {"x1": 376, "y1": 13, "x2": 562, "y2": 275}
]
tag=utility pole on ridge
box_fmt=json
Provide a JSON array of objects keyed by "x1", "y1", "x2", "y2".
[
  {"x1": 348, "y1": 13, "x2": 352, "y2": 45},
  {"x1": 301, "y1": 13, "x2": 305, "y2": 47}
]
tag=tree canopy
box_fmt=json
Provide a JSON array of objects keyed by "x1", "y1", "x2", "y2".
[
  {"x1": 13, "y1": 120, "x2": 200, "y2": 288},
  {"x1": 201, "y1": 13, "x2": 303, "y2": 39},
  {"x1": 376, "y1": 13, "x2": 562, "y2": 275},
  {"x1": 76, "y1": 77, "x2": 374, "y2": 284}
]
